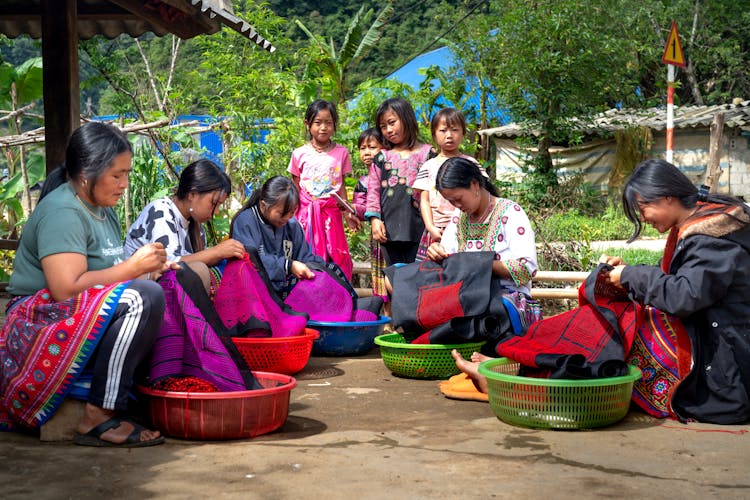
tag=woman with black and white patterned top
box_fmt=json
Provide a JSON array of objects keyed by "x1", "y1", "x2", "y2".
[{"x1": 125, "y1": 159, "x2": 245, "y2": 266}]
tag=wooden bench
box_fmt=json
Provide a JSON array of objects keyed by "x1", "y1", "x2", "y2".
[{"x1": 351, "y1": 261, "x2": 587, "y2": 301}]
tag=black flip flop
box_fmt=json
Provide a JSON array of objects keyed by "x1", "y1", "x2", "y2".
[{"x1": 73, "y1": 416, "x2": 165, "y2": 448}]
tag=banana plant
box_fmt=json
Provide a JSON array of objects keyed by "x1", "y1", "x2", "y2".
[
  {"x1": 295, "y1": 2, "x2": 394, "y2": 105},
  {"x1": 0, "y1": 56, "x2": 44, "y2": 234}
]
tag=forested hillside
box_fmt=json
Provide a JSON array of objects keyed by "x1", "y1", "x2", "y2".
[{"x1": 265, "y1": 0, "x2": 478, "y2": 86}]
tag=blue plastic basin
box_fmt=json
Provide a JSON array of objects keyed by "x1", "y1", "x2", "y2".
[{"x1": 308, "y1": 315, "x2": 391, "y2": 356}]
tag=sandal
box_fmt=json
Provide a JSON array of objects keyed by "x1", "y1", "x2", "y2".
[
  {"x1": 438, "y1": 373, "x2": 489, "y2": 402},
  {"x1": 74, "y1": 416, "x2": 165, "y2": 448}
]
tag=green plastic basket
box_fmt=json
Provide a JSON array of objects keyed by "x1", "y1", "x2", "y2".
[
  {"x1": 374, "y1": 333, "x2": 485, "y2": 379},
  {"x1": 478, "y1": 358, "x2": 642, "y2": 430}
]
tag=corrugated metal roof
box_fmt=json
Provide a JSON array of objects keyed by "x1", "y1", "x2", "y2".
[
  {"x1": 478, "y1": 100, "x2": 750, "y2": 138},
  {"x1": 0, "y1": 0, "x2": 274, "y2": 52}
]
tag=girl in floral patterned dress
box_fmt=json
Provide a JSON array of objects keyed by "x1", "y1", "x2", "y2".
[{"x1": 364, "y1": 98, "x2": 433, "y2": 267}]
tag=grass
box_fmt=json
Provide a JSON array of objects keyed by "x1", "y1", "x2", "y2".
[{"x1": 595, "y1": 247, "x2": 662, "y2": 266}]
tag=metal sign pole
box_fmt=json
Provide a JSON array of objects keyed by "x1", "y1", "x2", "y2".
[
  {"x1": 661, "y1": 21, "x2": 685, "y2": 165},
  {"x1": 666, "y1": 64, "x2": 675, "y2": 164}
]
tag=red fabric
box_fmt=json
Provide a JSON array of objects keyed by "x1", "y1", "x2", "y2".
[
  {"x1": 416, "y1": 281, "x2": 464, "y2": 331},
  {"x1": 497, "y1": 266, "x2": 638, "y2": 377}
]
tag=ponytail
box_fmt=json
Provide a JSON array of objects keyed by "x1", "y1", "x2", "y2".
[{"x1": 39, "y1": 165, "x2": 68, "y2": 201}]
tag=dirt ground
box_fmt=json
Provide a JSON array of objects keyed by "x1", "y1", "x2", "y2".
[{"x1": 1, "y1": 348, "x2": 749, "y2": 500}]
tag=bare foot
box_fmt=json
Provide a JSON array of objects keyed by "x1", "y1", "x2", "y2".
[
  {"x1": 470, "y1": 352, "x2": 492, "y2": 363},
  {"x1": 77, "y1": 403, "x2": 161, "y2": 444},
  {"x1": 451, "y1": 349, "x2": 489, "y2": 394}
]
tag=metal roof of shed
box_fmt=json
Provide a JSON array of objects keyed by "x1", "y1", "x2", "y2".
[
  {"x1": 0, "y1": 0, "x2": 275, "y2": 51},
  {"x1": 478, "y1": 100, "x2": 750, "y2": 138}
]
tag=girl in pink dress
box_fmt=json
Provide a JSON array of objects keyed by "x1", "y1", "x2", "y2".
[{"x1": 288, "y1": 99, "x2": 356, "y2": 278}]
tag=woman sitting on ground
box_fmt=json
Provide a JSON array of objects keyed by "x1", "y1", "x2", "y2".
[
  {"x1": 124, "y1": 159, "x2": 245, "y2": 296},
  {"x1": 0, "y1": 122, "x2": 177, "y2": 446},
  {"x1": 230, "y1": 175, "x2": 326, "y2": 295},
  {"x1": 455, "y1": 159, "x2": 750, "y2": 424},
  {"x1": 386, "y1": 156, "x2": 540, "y2": 346}
]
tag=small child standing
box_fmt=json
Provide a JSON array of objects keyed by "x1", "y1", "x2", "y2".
[
  {"x1": 288, "y1": 99, "x2": 356, "y2": 278},
  {"x1": 364, "y1": 98, "x2": 433, "y2": 266},
  {"x1": 413, "y1": 108, "x2": 478, "y2": 260},
  {"x1": 351, "y1": 128, "x2": 389, "y2": 301}
]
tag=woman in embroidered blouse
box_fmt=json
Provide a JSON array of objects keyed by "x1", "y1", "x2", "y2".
[{"x1": 426, "y1": 156, "x2": 538, "y2": 295}]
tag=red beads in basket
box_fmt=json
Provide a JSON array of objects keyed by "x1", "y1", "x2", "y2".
[{"x1": 231, "y1": 328, "x2": 319, "y2": 375}]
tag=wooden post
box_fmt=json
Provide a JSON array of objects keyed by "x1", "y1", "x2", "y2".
[
  {"x1": 705, "y1": 112, "x2": 726, "y2": 192},
  {"x1": 41, "y1": 0, "x2": 80, "y2": 173}
]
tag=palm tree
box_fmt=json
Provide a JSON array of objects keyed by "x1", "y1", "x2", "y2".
[{"x1": 295, "y1": 2, "x2": 394, "y2": 106}]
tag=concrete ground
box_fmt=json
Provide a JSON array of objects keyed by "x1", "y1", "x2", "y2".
[{"x1": 1, "y1": 347, "x2": 749, "y2": 500}]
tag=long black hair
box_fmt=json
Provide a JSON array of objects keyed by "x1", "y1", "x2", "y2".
[
  {"x1": 40, "y1": 122, "x2": 132, "y2": 201},
  {"x1": 623, "y1": 159, "x2": 750, "y2": 242},
  {"x1": 435, "y1": 156, "x2": 499, "y2": 197},
  {"x1": 375, "y1": 98, "x2": 420, "y2": 150},
  {"x1": 230, "y1": 176, "x2": 299, "y2": 235},
  {"x1": 177, "y1": 159, "x2": 232, "y2": 252},
  {"x1": 305, "y1": 99, "x2": 339, "y2": 137}
]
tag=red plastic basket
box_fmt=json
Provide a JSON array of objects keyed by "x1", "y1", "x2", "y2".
[
  {"x1": 138, "y1": 371, "x2": 297, "y2": 440},
  {"x1": 231, "y1": 328, "x2": 319, "y2": 375}
]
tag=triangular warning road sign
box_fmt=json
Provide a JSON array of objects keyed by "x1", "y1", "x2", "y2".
[{"x1": 662, "y1": 21, "x2": 686, "y2": 67}]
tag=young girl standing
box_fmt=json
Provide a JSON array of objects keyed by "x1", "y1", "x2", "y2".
[
  {"x1": 412, "y1": 108, "x2": 478, "y2": 260},
  {"x1": 288, "y1": 99, "x2": 356, "y2": 278},
  {"x1": 364, "y1": 98, "x2": 433, "y2": 266},
  {"x1": 351, "y1": 128, "x2": 388, "y2": 301}
]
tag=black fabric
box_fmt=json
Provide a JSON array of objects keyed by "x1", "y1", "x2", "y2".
[
  {"x1": 374, "y1": 151, "x2": 425, "y2": 244},
  {"x1": 87, "y1": 280, "x2": 165, "y2": 410},
  {"x1": 380, "y1": 240, "x2": 420, "y2": 266},
  {"x1": 386, "y1": 252, "x2": 513, "y2": 344},
  {"x1": 357, "y1": 296, "x2": 384, "y2": 316}
]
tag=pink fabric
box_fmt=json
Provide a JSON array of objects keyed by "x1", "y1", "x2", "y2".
[
  {"x1": 214, "y1": 255, "x2": 308, "y2": 338},
  {"x1": 284, "y1": 271, "x2": 354, "y2": 322},
  {"x1": 287, "y1": 143, "x2": 352, "y2": 197},
  {"x1": 352, "y1": 310, "x2": 378, "y2": 322},
  {"x1": 297, "y1": 189, "x2": 353, "y2": 278}
]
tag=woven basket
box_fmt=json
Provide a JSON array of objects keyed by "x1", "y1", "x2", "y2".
[
  {"x1": 232, "y1": 328, "x2": 319, "y2": 375},
  {"x1": 374, "y1": 333, "x2": 485, "y2": 379},
  {"x1": 479, "y1": 357, "x2": 642, "y2": 430},
  {"x1": 139, "y1": 371, "x2": 296, "y2": 440}
]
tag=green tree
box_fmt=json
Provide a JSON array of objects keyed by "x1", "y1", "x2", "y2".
[
  {"x1": 0, "y1": 56, "x2": 45, "y2": 226},
  {"x1": 451, "y1": 0, "x2": 644, "y2": 191},
  {"x1": 295, "y1": 2, "x2": 394, "y2": 105}
]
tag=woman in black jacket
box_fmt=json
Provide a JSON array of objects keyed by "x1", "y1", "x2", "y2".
[{"x1": 602, "y1": 159, "x2": 750, "y2": 424}]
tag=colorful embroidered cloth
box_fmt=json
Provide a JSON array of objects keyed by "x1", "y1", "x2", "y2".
[
  {"x1": 0, "y1": 283, "x2": 126, "y2": 430},
  {"x1": 627, "y1": 305, "x2": 691, "y2": 417}
]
